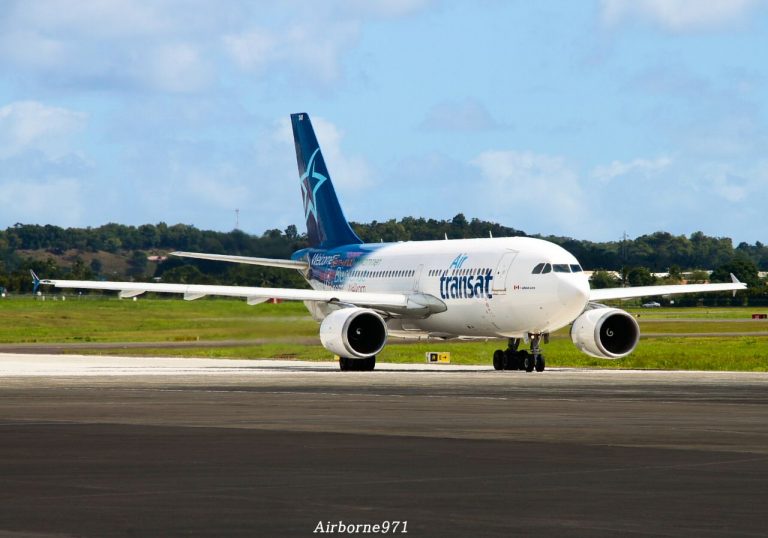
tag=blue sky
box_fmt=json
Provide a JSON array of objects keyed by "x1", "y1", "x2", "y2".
[{"x1": 1, "y1": 0, "x2": 767, "y2": 243}]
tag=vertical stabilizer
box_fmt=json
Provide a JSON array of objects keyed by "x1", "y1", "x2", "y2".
[{"x1": 291, "y1": 113, "x2": 362, "y2": 249}]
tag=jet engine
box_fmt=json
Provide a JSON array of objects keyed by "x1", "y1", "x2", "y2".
[
  {"x1": 570, "y1": 307, "x2": 640, "y2": 359},
  {"x1": 319, "y1": 308, "x2": 388, "y2": 358}
]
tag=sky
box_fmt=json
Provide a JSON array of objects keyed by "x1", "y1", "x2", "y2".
[{"x1": 1, "y1": 0, "x2": 767, "y2": 244}]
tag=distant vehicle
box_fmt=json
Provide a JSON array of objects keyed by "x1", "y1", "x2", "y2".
[
  {"x1": 642, "y1": 301, "x2": 661, "y2": 308},
  {"x1": 36, "y1": 113, "x2": 746, "y2": 372}
]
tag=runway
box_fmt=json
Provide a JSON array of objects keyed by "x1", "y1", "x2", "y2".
[{"x1": 1, "y1": 355, "x2": 767, "y2": 537}]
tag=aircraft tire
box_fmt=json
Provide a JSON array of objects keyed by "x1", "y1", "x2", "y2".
[
  {"x1": 339, "y1": 357, "x2": 350, "y2": 371},
  {"x1": 524, "y1": 354, "x2": 535, "y2": 372},
  {"x1": 493, "y1": 350, "x2": 505, "y2": 370},
  {"x1": 364, "y1": 356, "x2": 376, "y2": 371},
  {"x1": 535, "y1": 355, "x2": 545, "y2": 372},
  {"x1": 504, "y1": 350, "x2": 519, "y2": 370},
  {"x1": 517, "y1": 350, "x2": 529, "y2": 371}
]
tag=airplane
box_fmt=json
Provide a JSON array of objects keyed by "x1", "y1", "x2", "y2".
[{"x1": 35, "y1": 112, "x2": 747, "y2": 372}]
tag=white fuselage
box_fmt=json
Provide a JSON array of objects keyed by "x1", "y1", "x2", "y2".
[{"x1": 304, "y1": 237, "x2": 591, "y2": 339}]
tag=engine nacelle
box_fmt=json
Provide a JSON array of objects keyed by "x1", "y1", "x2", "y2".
[
  {"x1": 570, "y1": 307, "x2": 640, "y2": 359},
  {"x1": 319, "y1": 308, "x2": 388, "y2": 359}
]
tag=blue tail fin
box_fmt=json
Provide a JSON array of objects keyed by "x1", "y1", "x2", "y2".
[
  {"x1": 30, "y1": 270, "x2": 41, "y2": 293},
  {"x1": 291, "y1": 113, "x2": 362, "y2": 249}
]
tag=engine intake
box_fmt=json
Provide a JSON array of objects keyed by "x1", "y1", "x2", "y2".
[
  {"x1": 320, "y1": 308, "x2": 388, "y2": 359},
  {"x1": 570, "y1": 307, "x2": 639, "y2": 359}
]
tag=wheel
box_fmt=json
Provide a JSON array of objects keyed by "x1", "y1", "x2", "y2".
[
  {"x1": 493, "y1": 349, "x2": 504, "y2": 370},
  {"x1": 364, "y1": 356, "x2": 376, "y2": 371},
  {"x1": 504, "y1": 350, "x2": 519, "y2": 370},
  {"x1": 516, "y1": 350, "x2": 529, "y2": 370},
  {"x1": 339, "y1": 357, "x2": 350, "y2": 371},
  {"x1": 535, "y1": 354, "x2": 545, "y2": 372},
  {"x1": 523, "y1": 353, "x2": 535, "y2": 372}
]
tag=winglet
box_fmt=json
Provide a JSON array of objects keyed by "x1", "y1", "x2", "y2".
[
  {"x1": 30, "y1": 270, "x2": 41, "y2": 294},
  {"x1": 730, "y1": 273, "x2": 742, "y2": 297}
]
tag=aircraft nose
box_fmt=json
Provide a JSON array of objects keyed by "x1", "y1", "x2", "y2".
[{"x1": 557, "y1": 274, "x2": 590, "y2": 309}]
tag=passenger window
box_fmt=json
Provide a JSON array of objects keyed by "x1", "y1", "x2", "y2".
[
  {"x1": 541, "y1": 263, "x2": 552, "y2": 274},
  {"x1": 532, "y1": 263, "x2": 545, "y2": 274},
  {"x1": 553, "y1": 264, "x2": 571, "y2": 273}
]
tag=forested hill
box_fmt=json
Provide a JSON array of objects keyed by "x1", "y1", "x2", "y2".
[{"x1": 1, "y1": 214, "x2": 766, "y2": 295}]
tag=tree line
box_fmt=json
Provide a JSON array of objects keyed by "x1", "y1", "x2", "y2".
[{"x1": 1, "y1": 215, "x2": 766, "y2": 304}]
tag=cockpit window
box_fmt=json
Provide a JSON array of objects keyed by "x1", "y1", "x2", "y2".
[
  {"x1": 541, "y1": 263, "x2": 552, "y2": 274},
  {"x1": 553, "y1": 264, "x2": 571, "y2": 273},
  {"x1": 570, "y1": 264, "x2": 583, "y2": 273},
  {"x1": 532, "y1": 263, "x2": 545, "y2": 274}
]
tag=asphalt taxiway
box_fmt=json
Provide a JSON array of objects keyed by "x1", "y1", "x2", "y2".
[{"x1": 1, "y1": 354, "x2": 767, "y2": 537}]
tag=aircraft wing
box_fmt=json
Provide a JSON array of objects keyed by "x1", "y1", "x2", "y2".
[
  {"x1": 171, "y1": 251, "x2": 308, "y2": 270},
  {"x1": 37, "y1": 277, "x2": 446, "y2": 315},
  {"x1": 589, "y1": 275, "x2": 746, "y2": 302}
]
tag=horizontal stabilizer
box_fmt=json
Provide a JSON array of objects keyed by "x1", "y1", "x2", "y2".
[{"x1": 172, "y1": 251, "x2": 307, "y2": 270}]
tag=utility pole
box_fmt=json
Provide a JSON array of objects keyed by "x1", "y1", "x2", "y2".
[
  {"x1": 622, "y1": 231, "x2": 628, "y2": 263},
  {"x1": 235, "y1": 209, "x2": 240, "y2": 230}
]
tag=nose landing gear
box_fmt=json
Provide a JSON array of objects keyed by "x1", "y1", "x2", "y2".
[{"x1": 492, "y1": 334, "x2": 546, "y2": 372}]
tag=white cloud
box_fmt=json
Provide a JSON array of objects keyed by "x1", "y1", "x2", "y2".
[
  {"x1": 142, "y1": 43, "x2": 214, "y2": 93},
  {"x1": 222, "y1": 31, "x2": 277, "y2": 75},
  {"x1": 0, "y1": 2, "x2": 231, "y2": 93},
  {"x1": 591, "y1": 156, "x2": 672, "y2": 182},
  {"x1": 274, "y1": 116, "x2": 373, "y2": 191},
  {"x1": 337, "y1": 0, "x2": 433, "y2": 18},
  {"x1": 472, "y1": 150, "x2": 589, "y2": 233},
  {"x1": 4, "y1": 0, "x2": 226, "y2": 40},
  {"x1": 601, "y1": 0, "x2": 765, "y2": 31},
  {"x1": 184, "y1": 170, "x2": 250, "y2": 210},
  {"x1": 702, "y1": 164, "x2": 755, "y2": 203},
  {"x1": 0, "y1": 0, "x2": 432, "y2": 93},
  {"x1": 420, "y1": 99, "x2": 503, "y2": 131},
  {"x1": 0, "y1": 101, "x2": 86, "y2": 159},
  {"x1": 682, "y1": 113, "x2": 765, "y2": 158},
  {"x1": 223, "y1": 21, "x2": 360, "y2": 84},
  {"x1": 0, "y1": 178, "x2": 83, "y2": 225}
]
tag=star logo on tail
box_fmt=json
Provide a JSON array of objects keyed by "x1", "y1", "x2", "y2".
[{"x1": 300, "y1": 148, "x2": 328, "y2": 223}]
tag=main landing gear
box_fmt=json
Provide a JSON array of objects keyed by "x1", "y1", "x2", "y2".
[
  {"x1": 493, "y1": 335, "x2": 546, "y2": 372},
  {"x1": 339, "y1": 356, "x2": 376, "y2": 372}
]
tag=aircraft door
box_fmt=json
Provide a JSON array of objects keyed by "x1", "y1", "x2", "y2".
[
  {"x1": 413, "y1": 264, "x2": 424, "y2": 292},
  {"x1": 491, "y1": 251, "x2": 518, "y2": 295}
]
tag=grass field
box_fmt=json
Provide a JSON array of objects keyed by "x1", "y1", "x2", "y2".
[
  {"x1": 0, "y1": 296, "x2": 317, "y2": 343},
  {"x1": 1, "y1": 296, "x2": 767, "y2": 371}
]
